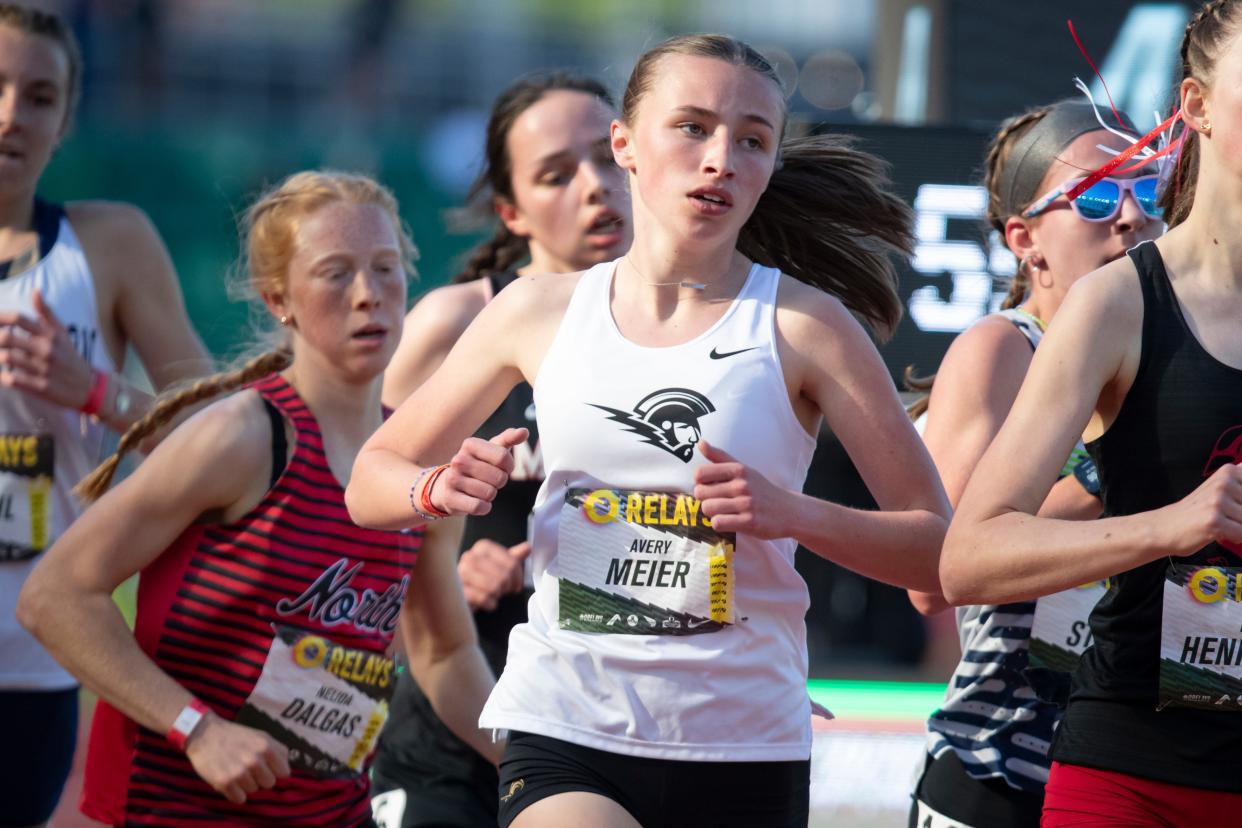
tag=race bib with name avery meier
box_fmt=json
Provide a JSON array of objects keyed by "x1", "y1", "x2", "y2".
[{"x1": 554, "y1": 487, "x2": 734, "y2": 635}]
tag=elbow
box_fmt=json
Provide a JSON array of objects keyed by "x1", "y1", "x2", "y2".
[
  {"x1": 938, "y1": 529, "x2": 980, "y2": 607},
  {"x1": 16, "y1": 572, "x2": 54, "y2": 643},
  {"x1": 343, "y1": 459, "x2": 381, "y2": 529},
  {"x1": 907, "y1": 589, "x2": 949, "y2": 617},
  {"x1": 342, "y1": 479, "x2": 368, "y2": 527}
]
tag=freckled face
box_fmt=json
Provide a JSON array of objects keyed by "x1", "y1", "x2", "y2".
[{"x1": 280, "y1": 201, "x2": 408, "y2": 383}]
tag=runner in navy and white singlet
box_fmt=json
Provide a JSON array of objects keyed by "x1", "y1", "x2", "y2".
[
  {"x1": 942, "y1": 3, "x2": 1242, "y2": 825},
  {"x1": 349, "y1": 34, "x2": 950, "y2": 828},
  {"x1": 905, "y1": 100, "x2": 1161, "y2": 828},
  {"x1": 18, "y1": 172, "x2": 498, "y2": 827},
  {"x1": 0, "y1": 6, "x2": 210, "y2": 825},
  {"x1": 370, "y1": 72, "x2": 629, "y2": 828}
]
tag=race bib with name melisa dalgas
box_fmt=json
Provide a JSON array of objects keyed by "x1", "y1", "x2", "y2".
[
  {"x1": 235, "y1": 625, "x2": 395, "y2": 778},
  {"x1": 553, "y1": 487, "x2": 734, "y2": 635}
]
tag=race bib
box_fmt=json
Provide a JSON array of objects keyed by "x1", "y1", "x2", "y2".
[
  {"x1": 235, "y1": 626, "x2": 395, "y2": 778},
  {"x1": 913, "y1": 798, "x2": 977, "y2": 828},
  {"x1": 1028, "y1": 580, "x2": 1109, "y2": 673},
  {"x1": 0, "y1": 434, "x2": 53, "y2": 563},
  {"x1": 1159, "y1": 564, "x2": 1242, "y2": 711},
  {"x1": 554, "y1": 487, "x2": 734, "y2": 635}
]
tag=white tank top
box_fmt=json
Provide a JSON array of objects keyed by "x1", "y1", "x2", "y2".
[
  {"x1": 479, "y1": 259, "x2": 817, "y2": 761},
  {"x1": 0, "y1": 204, "x2": 114, "y2": 690}
]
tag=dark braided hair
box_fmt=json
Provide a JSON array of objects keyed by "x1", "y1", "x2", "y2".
[
  {"x1": 1159, "y1": 0, "x2": 1242, "y2": 228},
  {"x1": 453, "y1": 73, "x2": 614, "y2": 283}
]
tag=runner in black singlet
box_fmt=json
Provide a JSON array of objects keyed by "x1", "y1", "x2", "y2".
[{"x1": 941, "y1": 4, "x2": 1242, "y2": 825}]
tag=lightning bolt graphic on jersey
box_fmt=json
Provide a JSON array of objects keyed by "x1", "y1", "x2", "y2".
[
  {"x1": 590, "y1": 403, "x2": 678, "y2": 455},
  {"x1": 588, "y1": 388, "x2": 716, "y2": 463}
]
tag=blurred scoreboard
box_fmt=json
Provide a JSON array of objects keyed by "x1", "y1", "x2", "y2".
[{"x1": 812, "y1": 121, "x2": 1003, "y2": 383}]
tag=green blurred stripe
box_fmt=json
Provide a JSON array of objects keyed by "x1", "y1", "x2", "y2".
[{"x1": 807, "y1": 679, "x2": 945, "y2": 721}]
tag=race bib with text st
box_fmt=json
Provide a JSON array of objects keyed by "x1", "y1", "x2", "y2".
[{"x1": 1029, "y1": 579, "x2": 1109, "y2": 673}]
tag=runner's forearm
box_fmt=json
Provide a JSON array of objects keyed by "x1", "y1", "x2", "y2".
[
  {"x1": 19, "y1": 587, "x2": 193, "y2": 734},
  {"x1": 788, "y1": 493, "x2": 947, "y2": 592},
  {"x1": 940, "y1": 509, "x2": 1169, "y2": 605},
  {"x1": 406, "y1": 644, "x2": 501, "y2": 764}
]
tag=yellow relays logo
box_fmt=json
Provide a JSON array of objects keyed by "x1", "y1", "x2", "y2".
[
  {"x1": 290, "y1": 634, "x2": 394, "y2": 689},
  {"x1": 1187, "y1": 567, "x2": 1242, "y2": 605},
  {"x1": 581, "y1": 489, "x2": 712, "y2": 528}
]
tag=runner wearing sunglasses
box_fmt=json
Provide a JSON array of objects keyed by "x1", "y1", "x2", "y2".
[
  {"x1": 906, "y1": 100, "x2": 1161, "y2": 828},
  {"x1": 1023, "y1": 174, "x2": 1162, "y2": 223},
  {"x1": 941, "y1": 1, "x2": 1242, "y2": 824}
]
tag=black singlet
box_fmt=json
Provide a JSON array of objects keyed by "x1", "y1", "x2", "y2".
[
  {"x1": 1051, "y1": 241, "x2": 1242, "y2": 792},
  {"x1": 370, "y1": 271, "x2": 543, "y2": 826}
]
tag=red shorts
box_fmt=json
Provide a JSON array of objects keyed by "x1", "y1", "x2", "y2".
[{"x1": 1042, "y1": 761, "x2": 1242, "y2": 828}]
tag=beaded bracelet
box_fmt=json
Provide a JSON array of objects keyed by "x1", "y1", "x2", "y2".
[{"x1": 409, "y1": 464, "x2": 450, "y2": 522}]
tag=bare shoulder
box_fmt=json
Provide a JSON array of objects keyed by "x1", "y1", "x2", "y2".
[
  {"x1": 1059, "y1": 254, "x2": 1143, "y2": 333},
  {"x1": 406, "y1": 280, "x2": 490, "y2": 336},
  {"x1": 937, "y1": 313, "x2": 1035, "y2": 383},
  {"x1": 487, "y1": 270, "x2": 581, "y2": 318},
  {"x1": 166, "y1": 387, "x2": 269, "y2": 456},
  {"x1": 147, "y1": 388, "x2": 272, "y2": 497},
  {"x1": 471, "y1": 270, "x2": 584, "y2": 383},
  {"x1": 773, "y1": 273, "x2": 872, "y2": 360},
  {"x1": 64, "y1": 200, "x2": 163, "y2": 254},
  {"x1": 64, "y1": 200, "x2": 172, "y2": 296}
]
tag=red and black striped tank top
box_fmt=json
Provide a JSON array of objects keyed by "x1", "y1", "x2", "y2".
[{"x1": 82, "y1": 374, "x2": 421, "y2": 827}]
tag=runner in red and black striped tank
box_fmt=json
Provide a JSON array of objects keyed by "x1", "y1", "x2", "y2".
[{"x1": 84, "y1": 373, "x2": 420, "y2": 826}]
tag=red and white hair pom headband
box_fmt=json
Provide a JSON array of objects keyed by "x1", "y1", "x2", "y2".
[{"x1": 1061, "y1": 20, "x2": 1186, "y2": 208}]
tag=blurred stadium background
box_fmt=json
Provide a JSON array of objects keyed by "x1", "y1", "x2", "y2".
[{"x1": 28, "y1": 1, "x2": 1192, "y2": 825}]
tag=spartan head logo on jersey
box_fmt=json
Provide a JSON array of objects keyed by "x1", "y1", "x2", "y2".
[
  {"x1": 1204, "y1": 425, "x2": 1242, "y2": 556},
  {"x1": 590, "y1": 388, "x2": 715, "y2": 462}
]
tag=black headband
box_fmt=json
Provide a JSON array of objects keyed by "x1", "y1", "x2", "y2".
[{"x1": 997, "y1": 101, "x2": 1139, "y2": 218}]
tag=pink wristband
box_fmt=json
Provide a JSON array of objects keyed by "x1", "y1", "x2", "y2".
[{"x1": 80, "y1": 369, "x2": 108, "y2": 416}]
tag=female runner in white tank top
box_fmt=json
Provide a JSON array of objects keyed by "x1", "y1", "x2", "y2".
[
  {"x1": 347, "y1": 34, "x2": 950, "y2": 828},
  {"x1": 0, "y1": 7, "x2": 209, "y2": 826}
]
